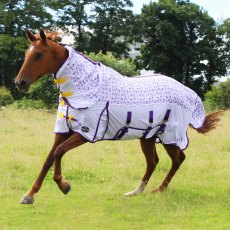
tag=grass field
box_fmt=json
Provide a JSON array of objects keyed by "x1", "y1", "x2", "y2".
[{"x1": 0, "y1": 107, "x2": 229, "y2": 229}]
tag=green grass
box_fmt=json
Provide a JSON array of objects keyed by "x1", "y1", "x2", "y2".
[{"x1": 0, "y1": 108, "x2": 230, "y2": 229}]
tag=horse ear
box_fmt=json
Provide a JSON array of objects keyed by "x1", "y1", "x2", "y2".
[
  {"x1": 26, "y1": 29, "x2": 37, "y2": 42},
  {"x1": 40, "y1": 29, "x2": 46, "y2": 42}
]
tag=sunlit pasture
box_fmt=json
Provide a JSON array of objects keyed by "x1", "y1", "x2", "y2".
[{"x1": 0, "y1": 108, "x2": 229, "y2": 229}]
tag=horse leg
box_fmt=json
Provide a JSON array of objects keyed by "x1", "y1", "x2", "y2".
[
  {"x1": 53, "y1": 133, "x2": 87, "y2": 194},
  {"x1": 20, "y1": 133, "x2": 72, "y2": 204},
  {"x1": 125, "y1": 138, "x2": 159, "y2": 197},
  {"x1": 153, "y1": 144, "x2": 186, "y2": 193}
]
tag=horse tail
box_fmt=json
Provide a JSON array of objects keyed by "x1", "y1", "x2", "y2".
[{"x1": 195, "y1": 110, "x2": 224, "y2": 134}]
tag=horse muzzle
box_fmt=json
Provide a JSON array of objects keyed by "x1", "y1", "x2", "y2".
[{"x1": 15, "y1": 79, "x2": 30, "y2": 92}]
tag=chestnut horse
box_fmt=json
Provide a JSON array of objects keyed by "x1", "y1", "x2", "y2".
[{"x1": 15, "y1": 29, "x2": 223, "y2": 204}]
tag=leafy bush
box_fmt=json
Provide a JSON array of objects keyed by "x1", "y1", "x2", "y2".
[
  {"x1": 0, "y1": 87, "x2": 14, "y2": 107},
  {"x1": 27, "y1": 75, "x2": 59, "y2": 109},
  {"x1": 11, "y1": 99, "x2": 47, "y2": 110},
  {"x1": 220, "y1": 79, "x2": 230, "y2": 108},
  {"x1": 87, "y1": 51, "x2": 138, "y2": 76},
  {"x1": 204, "y1": 79, "x2": 230, "y2": 111}
]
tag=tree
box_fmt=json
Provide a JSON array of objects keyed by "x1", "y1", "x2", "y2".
[
  {"x1": 0, "y1": 0, "x2": 54, "y2": 97},
  {"x1": 137, "y1": 0, "x2": 228, "y2": 97},
  {"x1": 217, "y1": 18, "x2": 230, "y2": 75},
  {"x1": 218, "y1": 18, "x2": 230, "y2": 40},
  {"x1": 0, "y1": 0, "x2": 53, "y2": 35},
  {"x1": 87, "y1": 0, "x2": 135, "y2": 57},
  {"x1": 46, "y1": 0, "x2": 136, "y2": 56},
  {"x1": 47, "y1": 0, "x2": 92, "y2": 52},
  {"x1": 0, "y1": 35, "x2": 28, "y2": 96}
]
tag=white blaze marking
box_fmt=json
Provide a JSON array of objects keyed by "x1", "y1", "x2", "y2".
[{"x1": 29, "y1": 46, "x2": 34, "y2": 53}]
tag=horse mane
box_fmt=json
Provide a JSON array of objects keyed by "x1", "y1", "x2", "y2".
[{"x1": 37, "y1": 31, "x2": 62, "y2": 43}]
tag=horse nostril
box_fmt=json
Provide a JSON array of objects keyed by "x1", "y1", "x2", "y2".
[
  {"x1": 20, "y1": 80, "x2": 27, "y2": 87},
  {"x1": 16, "y1": 79, "x2": 29, "y2": 92}
]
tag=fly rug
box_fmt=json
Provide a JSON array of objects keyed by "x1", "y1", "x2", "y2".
[
  {"x1": 55, "y1": 46, "x2": 204, "y2": 148},
  {"x1": 54, "y1": 46, "x2": 206, "y2": 196}
]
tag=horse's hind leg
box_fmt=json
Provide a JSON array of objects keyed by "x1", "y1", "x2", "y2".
[
  {"x1": 153, "y1": 144, "x2": 185, "y2": 193},
  {"x1": 125, "y1": 138, "x2": 159, "y2": 197}
]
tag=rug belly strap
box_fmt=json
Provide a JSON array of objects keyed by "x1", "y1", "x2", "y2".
[
  {"x1": 114, "y1": 112, "x2": 132, "y2": 139},
  {"x1": 111, "y1": 109, "x2": 171, "y2": 141},
  {"x1": 151, "y1": 109, "x2": 171, "y2": 138}
]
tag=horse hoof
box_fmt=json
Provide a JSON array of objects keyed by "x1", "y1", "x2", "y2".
[
  {"x1": 124, "y1": 189, "x2": 143, "y2": 197},
  {"x1": 20, "y1": 196, "x2": 34, "y2": 204},
  {"x1": 152, "y1": 187, "x2": 164, "y2": 193},
  {"x1": 62, "y1": 183, "x2": 71, "y2": 195},
  {"x1": 124, "y1": 191, "x2": 137, "y2": 197},
  {"x1": 124, "y1": 181, "x2": 147, "y2": 197}
]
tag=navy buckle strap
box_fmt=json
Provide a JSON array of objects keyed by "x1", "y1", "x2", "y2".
[
  {"x1": 116, "y1": 127, "x2": 129, "y2": 139},
  {"x1": 142, "y1": 111, "x2": 154, "y2": 138},
  {"x1": 163, "y1": 109, "x2": 170, "y2": 122},
  {"x1": 126, "y1": 112, "x2": 132, "y2": 125},
  {"x1": 114, "y1": 112, "x2": 132, "y2": 140},
  {"x1": 142, "y1": 126, "x2": 153, "y2": 138},
  {"x1": 154, "y1": 109, "x2": 171, "y2": 136},
  {"x1": 149, "y1": 111, "x2": 153, "y2": 124},
  {"x1": 114, "y1": 109, "x2": 171, "y2": 140}
]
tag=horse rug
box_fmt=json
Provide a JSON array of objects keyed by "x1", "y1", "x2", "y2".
[{"x1": 54, "y1": 46, "x2": 205, "y2": 150}]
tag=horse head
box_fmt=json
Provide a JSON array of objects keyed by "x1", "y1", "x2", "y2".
[{"x1": 15, "y1": 29, "x2": 68, "y2": 92}]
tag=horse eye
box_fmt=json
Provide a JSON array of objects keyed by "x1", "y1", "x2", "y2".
[{"x1": 34, "y1": 52, "x2": 43, "y2": 61}]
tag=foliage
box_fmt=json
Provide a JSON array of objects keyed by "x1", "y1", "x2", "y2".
[
  {"x1": 11, "y1": 98, "x2": 47, "y2": 110},
  {"x1": 47, "y1": 0, "x2": 135, "y2": 57},
  {"x1": 204, "y1": 79, "x2": 230, "y2": 111},
  {"x1": 88, "y1": 51, "x2": 138, "y2": 76},
  {"x1": 0, "y1": 34, "x2": 28, "y2": 98},
  {"x1": 0, "y1": 0, "x2": 53, "y2": 35},
  {"x1": 217, "y1": 18, "x2": 230, "y2": 75},
  {"x1": 27, "y1": 75, "x2": 59, "y2": 109},
  {"x1": 221, "y1": 79, "x2": 230, "y2": 108},
  {"x1": 87, "y1": 0, "x2": 135, "y2": 57},
  {"x1": 0, "y1": 108, "x2": 230, "y2": 229},
  {"x1": 204, "y1": 85, "x2": 223, "y2": 111},
  {"x1": 137, "y1": 0, "x2": 228, "y2": 97},
  {"x1": 0, "y1": 0, "x2": 54, "y2": 98},
  {"x1": 46, "y1": 0, "x2": 92, "y2": 52},
  {"x1": 0, "y1": 86, "x2": 14, "y2": 107}
]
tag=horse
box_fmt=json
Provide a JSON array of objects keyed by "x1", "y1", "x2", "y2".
[{"x1": 15, "y1": 29, "x2": 223, "y2": 204}]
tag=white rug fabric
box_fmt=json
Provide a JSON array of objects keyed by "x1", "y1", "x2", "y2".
[{"x1": 54, "y1": 46, "x2": 205, "y2": 150}]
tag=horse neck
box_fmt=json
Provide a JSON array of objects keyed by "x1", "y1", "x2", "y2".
[{"x1": 50, "y1": 43, "x2": 69, "y2": 74}]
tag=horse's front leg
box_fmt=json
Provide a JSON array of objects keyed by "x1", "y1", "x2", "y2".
[
  {"x1": 53, "y1": 133, "x2": 87, "y2": 194},
  {"x1": 20, "y1": 133, "x2": 72, "y2": 204}
]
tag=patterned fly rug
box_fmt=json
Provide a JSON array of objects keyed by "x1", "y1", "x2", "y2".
[{"x1": 54, "y1": 46, "x2": 205, "y2": 150}]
